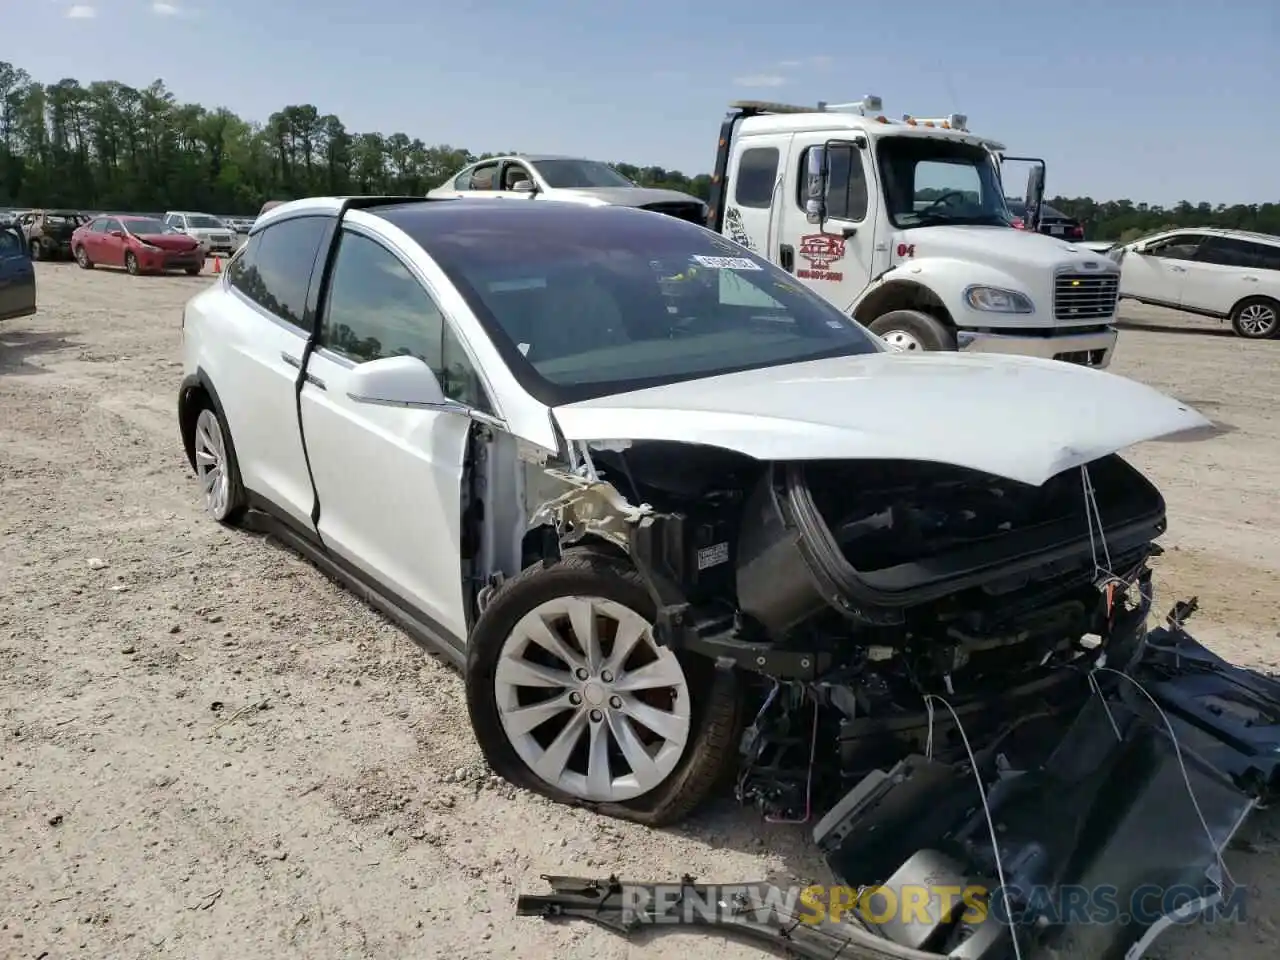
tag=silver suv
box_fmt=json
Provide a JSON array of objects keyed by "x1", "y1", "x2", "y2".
[{"x1": 163, "y1": 211, "x2": 236, "y2": 256}]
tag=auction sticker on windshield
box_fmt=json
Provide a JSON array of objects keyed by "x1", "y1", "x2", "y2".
[{"x1": 691, "y1": 255, "x2": 762, "y2": 270}]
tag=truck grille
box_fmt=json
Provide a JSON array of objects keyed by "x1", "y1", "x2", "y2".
[{"x1": 1054, "y1": 272, "x2": 1119, "y2": 321}]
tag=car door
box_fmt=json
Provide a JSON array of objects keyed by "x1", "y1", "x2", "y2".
[
  {"x1": 0, "y1": 225, "x2": 36, "y2": 322},
  {"x1": 96, "y1": 218, "x2": 127, "y2": 267},
  {"x1": 1120, "y1": 232, "x2": 1206, "y2": 306},
  {"x1": 1182, "y1": 236, "x2": 1271, "y2": 315},
  {"x1": 217, "y1": 215, "x2": 332, "y2": 527},
  {"x1": 298, "y1": 224, "x2": 497, "y2": 644}
]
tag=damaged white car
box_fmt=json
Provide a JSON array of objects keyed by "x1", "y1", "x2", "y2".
[{"x1": 179, "y1": 196, "x2": 1280, "y2": 960}]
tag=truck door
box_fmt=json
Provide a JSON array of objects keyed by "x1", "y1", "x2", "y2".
[
  {"x1": 721, "y1": 133, "x2": 792, "y2": 260},
  {"x1": 775, "y1": 135, "x2": 880, "y2": 312}
]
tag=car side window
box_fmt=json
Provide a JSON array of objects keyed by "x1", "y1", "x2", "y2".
[
  {"x1": 229, "y1": 216, "x2": 328, "y2": 331},
  {"x1": 453, "y1": 168, "x2": 473, "y2": 190},
  {"x1": 102, "y1": 218, "x2": 122, "y2": 233},
  {"x1": 501, "y1": 162, "x2": 534, "y2": 191},
  {"x1": 1253, "y1": 244, "x2": 1280, "y2": 272},
  {"x1": 89, "y1": 219, "x2": 109, "y2": 234},
  {"x1": 796, "y1": 145, "x2": 868, "y2": 222},
  {"x1": 735, "y1": 147, "x2": 780, "y2": 209},
  {"x1": 1146, "y1": 234, "x2": 1206, "y2": 261},
  {"x1": 0, "y1": 229, "x2": 19, "y2": 254},
  {"x1": 469, "y1": 162, "x2": 499, "y2": 191},
  {"x1": 319, "y1": 229, "x2": 493, "y2": 413}
]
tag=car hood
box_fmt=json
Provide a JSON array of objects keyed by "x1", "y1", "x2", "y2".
[
  {"x1": 551, "y1": 352, "x2": 1210, "y2": 487},
  {"x1": 135, "y1": 233, "x2": 200, "y2": 251},
  {"x1": 896, "y1": 224, "x2": 1116, "y2": 274},
  {"x1": 557, "y1": 186, "x2": 705, "y2": 208}
]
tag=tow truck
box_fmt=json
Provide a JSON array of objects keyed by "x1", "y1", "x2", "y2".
[{"x1": 704, "y1": 96, "x2": 1121, "y2": 366}]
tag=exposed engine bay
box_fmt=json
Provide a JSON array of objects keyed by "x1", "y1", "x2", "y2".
[{"x1": 492, "y1": 437, "x2": 1280, "y2": 959}]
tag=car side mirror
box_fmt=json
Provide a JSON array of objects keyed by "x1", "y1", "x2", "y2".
[
  {"x1": 346, "y1": 355, "x2": 454, "y2": 409},
  {"x1": 510, "y1": 180, "x2": 536, "y2": 194}
]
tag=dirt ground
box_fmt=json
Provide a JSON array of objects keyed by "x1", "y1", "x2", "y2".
[{"x1": 2, "y1": 263, "x2": 1278, "y2": 960}]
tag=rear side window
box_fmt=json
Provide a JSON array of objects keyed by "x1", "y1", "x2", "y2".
[
  {"x1": 734, "y1": 147, "x2": 779, "y2": 209},
  {"x1": 1200, "y1": 236, "x2": 1280, "y2": 271},
  {"x1": 228, "y1": 216, "x2": 329, "y2": 331},
  {"x1": 89, "y1": 219, "x2": 109, "y2": 234}
]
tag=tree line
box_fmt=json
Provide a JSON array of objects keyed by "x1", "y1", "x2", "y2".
[{"x1": 1, "y1": 61, "x2": 1276, "y2": 242}]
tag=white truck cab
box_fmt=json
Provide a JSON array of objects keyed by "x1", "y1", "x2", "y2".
[{"x1": 706, "y1": 98, "x2": 1121, "y2": 367}]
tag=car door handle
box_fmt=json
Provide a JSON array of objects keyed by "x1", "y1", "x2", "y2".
[
  {"x1": 779, "y1": 244, "x2": 795, "y2": 273},
  {"x1": 281, "y1": 351, "x2": 301, "y2": 368},
  {"x1": 1243, "y1": 275, "x2": 1258, "y2": 282},
  {"x1": 1170, "y1": 265, "x2": 1187, "y2": 272},
  {"x1": 304, "y1": 372, "x2": 326, "y2": 390}
]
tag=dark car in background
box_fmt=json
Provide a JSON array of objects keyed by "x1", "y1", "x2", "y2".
[
  {"x1": 17, "y1": 209, "x2": 90, "y2": 260},
  {"x1": 1006, "y1": 198, "x2": 1086, "y2": 241},
  {"x1": 0, "y1": 221, "x2": 37, "y2": 322}
]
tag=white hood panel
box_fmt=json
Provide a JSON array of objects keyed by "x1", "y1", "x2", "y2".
[
  {"x1": 552, "y1": 353, "x2": 1210, "y2": 487},
  {"x1": 897, "y1": 225, "x2": 1118, "y2": 274}
]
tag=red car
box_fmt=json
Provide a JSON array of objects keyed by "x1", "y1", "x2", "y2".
[{"x1": 72, "y1": 215, "x2": 205, "y2": 276}]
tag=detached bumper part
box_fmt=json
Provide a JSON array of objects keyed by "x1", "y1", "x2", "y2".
[{"x1": 517, "y1": 625, "x2": 1280, "y2": 960}]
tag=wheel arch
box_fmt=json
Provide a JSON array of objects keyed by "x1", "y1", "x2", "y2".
[
  {"x1": 178, "y1": 369, "x2": 230, "y2": 472},
  {"x1": 852, "y1": 278, "x2": 955, "y2": 329}
]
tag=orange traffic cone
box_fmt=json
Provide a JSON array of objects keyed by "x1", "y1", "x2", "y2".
[{"x1": 213, "y1": 255, "x2": 222, "y2": 274}]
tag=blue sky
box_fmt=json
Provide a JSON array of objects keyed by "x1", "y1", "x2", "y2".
[{"x1": 12, "y1": 0, "x2": 1279, "y2": 205}]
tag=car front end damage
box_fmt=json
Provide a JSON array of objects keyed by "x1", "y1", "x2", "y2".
[{"x1": 513, "y1": 434, "x2": 1280, "y2": 960}]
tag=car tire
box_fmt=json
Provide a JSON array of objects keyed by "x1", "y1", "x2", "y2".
[
  {"x1": 868, "y1": 308, "x2": 957, "y2": 352},
  {"x1": 191, "y1": 404, "x2": 247, "y2": 525},
  {"x1": 29, "y1": 240, "x2": 44, "y2": 261},
  {"x1": 75, "y1": 246, "x2": 94, "y2": 270},
  {"x1": 125, "y1": 252, "x2": 141, "y2": 276},
  {"x1": 185, "y1": 263, "x2": 202, "y2": 276},
  {"x1": 1230, "y1": 297, "x2": 1280, "y2": 340},
  {"x1": 465, "y1": 549, "x2": 741, "y2": 826}
]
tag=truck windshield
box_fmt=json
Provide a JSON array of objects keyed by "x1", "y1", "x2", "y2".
[
  {"x1": 408, "y1": 205, "x2": 882, "y2": 405},
  {"x1": 531, "y1": 159, "x2": 636, "y2": 189},
  {"x1": 876, "y1": 136, "x2": 1011, "y2": 228}
]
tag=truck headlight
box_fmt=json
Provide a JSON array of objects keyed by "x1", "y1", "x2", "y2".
[{"x1": 964, "y1": 285, "x2": 1034, "y2": 314}]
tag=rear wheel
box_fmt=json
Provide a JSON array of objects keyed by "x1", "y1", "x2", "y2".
[
  {"x1": 125, "y1": 251, "x2": 140, "y2": 276},
  {"x1": 192, "y1": 405, "x2": 247, "y2": 525},
  {"x1": 75, "y1": 246, "x2": 93, "y2": 270},
  {"x1": 868, "y1": 308, "x2": 957, "y2": 352},
  {"x1": 1230, "y1": 297, "x2": 1280, "y2": 339},
  {"x1": 466, "y1": 551, "x2": 741, "y2": 826}
]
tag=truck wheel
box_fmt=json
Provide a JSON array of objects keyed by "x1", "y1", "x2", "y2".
[
  {"x1": 1230, "y1": 297, "x2": 1280, "y2": 340},
  {"x1": 465, "y1": 550, "x2": 741, "y2": 827},
  {"x1": 869, "y1": 309, "x2": 957, "y2": 352}
]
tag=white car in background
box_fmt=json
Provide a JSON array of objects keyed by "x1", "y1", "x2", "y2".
[
  {"x1": 1112, "y1": 227, "x2": 1280, "y2": 339},
  {"x1": 163, "y1": 210, "x2": 238, "y2": 256},
  {"x1": 426, "y1": 154, "x2": 707, "y2": 224}
]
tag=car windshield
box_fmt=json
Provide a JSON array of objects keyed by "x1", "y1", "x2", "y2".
[
  {"x1": 186, "y1": 215, "x2": 224, "y2": 228},
  {"x1": 531, "y1": 159, "x2": 635, "y2": 189},
  {"x1": 125, "y1": 218, "x2": 171, "y2": 234},
  {"x1": 412, "y1": 206, "x2": 882, "y2": 405},
  {"x1": 877, "y1": 136, "x2": 1011, "y2": 228}
]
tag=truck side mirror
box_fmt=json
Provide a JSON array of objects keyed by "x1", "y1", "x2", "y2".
[
  {"x1": 805, "y1": 146, "x2": 828, "y2": 225},
  {"x1": 1023, "y1": 164, "x2": 1045, "y2": 232}
]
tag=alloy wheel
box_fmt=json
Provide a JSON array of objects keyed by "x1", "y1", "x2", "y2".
[
  {"x1": 494, "y1": 596, "x2": 691, "y2": 803},
  {"x1": 1237, "y1": 303, "x2": 1278, "y2": 338},
  {"x1": 193, "y1": 408, "x2": 232, "y2": 520}
]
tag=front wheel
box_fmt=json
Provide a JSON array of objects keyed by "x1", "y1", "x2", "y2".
[
  {"x1": 185, "y1": 263, "x2": 202, "y2": 276},
  {"x1": 868, "y1": 308, "x2": 957, "y2": 352},
  {"x1": 465, "y1": 551, "x2": 741, "y2": 826},
  {"x1": 1230, "y1": 297, "x2": 1280, "y2": 340}
]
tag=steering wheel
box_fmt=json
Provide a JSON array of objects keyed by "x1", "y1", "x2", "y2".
[{"x1": 917, "y1": 190, "x2": 969, "y2": 214}]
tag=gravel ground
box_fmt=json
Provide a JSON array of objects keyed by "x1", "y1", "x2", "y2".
[{"x1": 2, "y1": 263, "x2": 1278, "y2": 959}]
